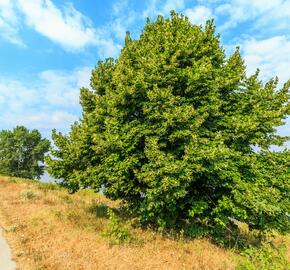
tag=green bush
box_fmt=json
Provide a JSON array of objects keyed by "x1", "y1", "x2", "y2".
[
  {"x1": 103, "y1": 209, "x2": 133, "y2": 245},
  {"x1": 236, "y1": 243, "x2": 290, "y2": 270},
  {"x1": 46, "y1": 12, "x2": 290, "y2": 232}
]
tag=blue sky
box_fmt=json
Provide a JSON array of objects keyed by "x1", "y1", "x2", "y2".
[{"x1": 0, "y1": 0, "x2": 290, "y2": 140}]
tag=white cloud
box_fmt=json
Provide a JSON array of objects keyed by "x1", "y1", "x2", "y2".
[
  {"x1": 255, "y1": 1, "x2": 290, "y2": 32},
  {"x1": 0, "y1": 0, "x2": 121, "y2": 56},
  {"x1": 184, "y1": 6, "x2": 213, "y2": 25},
  {"x1": 240, "y1": 35, "x2": 290, "y2": 85},
  {"x1": 17, "y1": 0, "x2": 97, "y2": 51},
  {"x1": 215, "y1": 0, "x2": 290, "y2": 31},
  {"x1": 40, "y1": 67, "x2": 91, "y2": 108},
  {"x1": 0, "y1": 80, "x2": 37, "y2": 113},
  {"x1": 1, "y1": 110, "x2": 77, "y2": 129},
  {"x1": 0, "y1": 0, "x2": 25, "y2": 46},
  {"x1": 0, "y1": 66, "x2": 92, "y2": 132}
]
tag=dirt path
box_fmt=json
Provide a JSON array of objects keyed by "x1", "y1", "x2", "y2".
[{"x1": 0, "y1": 227, "x2": 16, "y2": 270}]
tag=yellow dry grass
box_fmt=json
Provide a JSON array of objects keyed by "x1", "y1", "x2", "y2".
[{"x1": 0, "y1": 176, "x2": 242, "y2": 269}]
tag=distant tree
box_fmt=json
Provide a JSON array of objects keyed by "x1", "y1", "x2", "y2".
[
  {"x1": 0, "y1": 126, "x2": 50, "y2": 179},
  {"x1": 46, "y1": 13, "x2": 290, "y2": 233}
]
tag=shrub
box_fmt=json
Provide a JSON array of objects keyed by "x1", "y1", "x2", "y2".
[
  {"x1": 21, "y1": 190, "x2": 37, "y2": 199},
  {"x1": 236, "y1": 243, "x2": 290, "y2": 270},
  {"x1": 103, "y1": 209, "x2": 132, "y2": 245}
]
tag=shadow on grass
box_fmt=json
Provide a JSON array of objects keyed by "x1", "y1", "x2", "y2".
[
  {"x1": 87, "y1": 203, "x2": 110, "y2": 218},
  {"x1": 86, "y1": 200, "x2": 133, "y2": 220}
]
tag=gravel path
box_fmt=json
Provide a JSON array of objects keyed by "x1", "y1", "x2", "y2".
[{"x1": 0, "y1": 227, "x2": 16, "y2": 270}]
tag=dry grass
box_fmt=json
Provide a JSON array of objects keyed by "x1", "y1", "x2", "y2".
[{"x1": 0, "y1": 176, "x2": 260, "y2": 269}]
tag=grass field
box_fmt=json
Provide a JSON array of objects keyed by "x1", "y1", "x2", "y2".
[{"x1": 0, "y1": 176, "x2": 288, "y2": 270}]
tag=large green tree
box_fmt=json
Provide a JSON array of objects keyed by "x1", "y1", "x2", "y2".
[
  {"x1": 46, "y1": 13, "x2": 290, "y2": 232},
  {"x1": 0, "y1": 126, "x2": 50, "y2": 179}
]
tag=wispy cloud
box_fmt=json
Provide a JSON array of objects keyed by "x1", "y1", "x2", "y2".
[
  {"x1": 0, "y1": 0, "x2": 25, "y2": 47},
  {"x1": 215, "y1": 0, "x2": 290, "y2": 31},
  {"x1": 109, "y1": 0, "x2": 137, "y2": 41}
]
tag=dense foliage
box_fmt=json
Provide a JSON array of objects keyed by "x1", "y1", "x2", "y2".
[
  {"x1": 0, "y1": 126, "x2": 50, "y2": 179},
  {"x1": 46, "y1": 13, "x2": 290, "y2": 232}
]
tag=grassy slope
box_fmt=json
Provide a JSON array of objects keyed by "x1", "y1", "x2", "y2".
[{"x1": 0, "y1": 176, "x2": 287, "y2": 270}]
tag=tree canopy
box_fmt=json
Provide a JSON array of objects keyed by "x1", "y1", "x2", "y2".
[
  {"x1": 46, "y1": 13, "x2": 290, "y2": 233},
  {"x1": 0, "y1": 126, "x2": 50, "y2": 179}
]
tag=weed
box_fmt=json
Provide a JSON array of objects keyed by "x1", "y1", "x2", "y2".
[
  {"x1": 54, "y1": 210, "x2": 63, "y2": 219},
  {"x1": 19, "y1": 235, "x2": 29, "y2": 244},
  {"x1": 33, "y1": 252, "x2": 43, "y2": 262},
  {"x1": 60, "y1": 194, "x2": 73, "y2": 204},
  {"x1": 66, "y1": 210, "x2": 81, "y2": 224},
  {"x1": 9, "y1": 223, "x2": 26, "y2": 232},
  {"x1": 16, "y1": 251, "x2": 25, "y2": 257},
  {"x1": 38, "y1": 182, "x2": 59, "y2": 193},
  {"x1": 21, "y1": 189, "x2": 37, "y2": 199},
  {"x1": 7, "y1": 177, "x2": 17, "y2": 183},
  {"x1": 43, "y1": 198, "x2": 57, "y2": 205}
]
